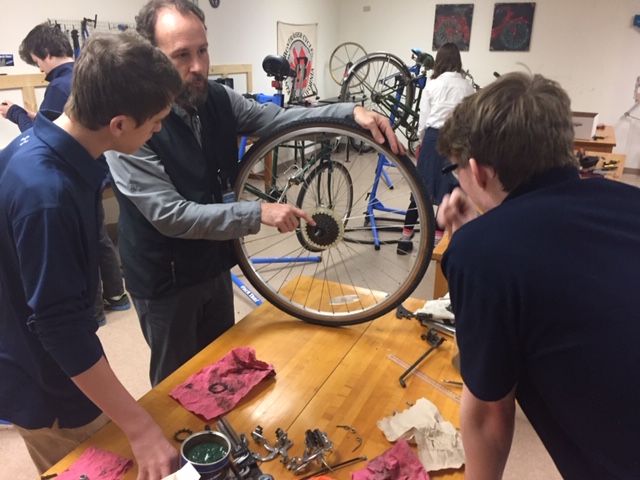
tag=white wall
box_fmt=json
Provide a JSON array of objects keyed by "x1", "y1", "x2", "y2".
[
  {"x1": 0, "y1": 1, "x2": 146, "y2": 146},
  {"x1": 206, "y1": 0, "x2": 339, "y2": 94},
  {"x1": 0, "y1": 0, "x2": 339, "y2": 147},
  {"x1": 337, "y1": 0, "x2": 640, "y2": 169},
  {"x1": 2, "y1": 0, "x2": 640, "y2": 168}
]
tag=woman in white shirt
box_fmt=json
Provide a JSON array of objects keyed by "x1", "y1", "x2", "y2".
[{"x1": 398, "y1": 42, "x2": 474, "y2": 254}]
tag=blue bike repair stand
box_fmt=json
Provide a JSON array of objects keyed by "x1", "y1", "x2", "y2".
[
  {"x1": 365, "y1": 111, "x2": 408, "y2": 249},
  {"x1": 366, "y1": 152, "x2": 408, "y2": 250},
  {"x1": 231, "y1": 273, "x2": 262, "y2": 306},
  {"x1": 364, "y1": 50, "x2": 432, "y2": 248},
  {"x1": 232, "y1": 91, "x2": 284, "y2": 307}
]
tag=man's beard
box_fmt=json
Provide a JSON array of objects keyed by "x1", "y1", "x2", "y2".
[{"x1": 178, "y1": 74, "x2": 208, "y2": 107}]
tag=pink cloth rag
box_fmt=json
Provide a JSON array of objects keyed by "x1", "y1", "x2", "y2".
[
  {"x1": 54, "y1": 446, "x2": 133, "y2": 480},
  {"x1": 350, "y1": 438, "x2": 429, "y2": 480},
  {"x1": 170, "y1": 346, "x2": 275, "y2": 420}
]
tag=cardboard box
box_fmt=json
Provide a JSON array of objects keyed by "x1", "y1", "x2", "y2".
[{"x1": 572, "y1": 111, "x2": 599, "y2": 140}]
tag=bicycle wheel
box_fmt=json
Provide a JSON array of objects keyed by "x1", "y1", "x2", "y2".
[
  {"x1": 339, "y1": 52, "x2": 414, "y2": 131},
  {"x1": 233, "y1": 117, "x2": 435, "y2": 326},
  {"x1": 295, "y1": 160, "x2": 353, "y2": 252},
  {"x1": 329, "y1": 42, "x2": 367, "y2": 85}
]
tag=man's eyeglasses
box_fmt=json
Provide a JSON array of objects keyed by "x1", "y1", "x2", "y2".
[{"x1": 441, "y1": 163, "x2": 459, "y2": 181}]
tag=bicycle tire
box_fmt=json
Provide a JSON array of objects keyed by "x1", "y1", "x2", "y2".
[
  {"x1": 233, "y1": 117, "x2": 434, "y2": 326},
  {"x1": 295, "y1": 160, "x2": 353, "y2": 252},
  {"x1": 329, "y1": 42, "x2": 367, "y2": 85},
  {"x1": 339, "y1": 52, "x2": 414, "y2": 131}
]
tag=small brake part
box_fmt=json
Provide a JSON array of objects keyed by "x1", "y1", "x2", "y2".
[
  {"x1": 396, "y1": 304, "x2": 416, "y2": 320},
  {"x1": 173, "y1": 428, "x2": 193, "y2": 443}
]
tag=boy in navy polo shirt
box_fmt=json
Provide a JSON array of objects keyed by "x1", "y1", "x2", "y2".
[
  {"x1": 436, "y1": 73, "x2": 640, "y2": 479},
  {"x1": 0, "y1": 32, "x2": 182, "y2": 476},
  {"x1": 0, "y1": 22, "x2": 74, "y2": 132}
]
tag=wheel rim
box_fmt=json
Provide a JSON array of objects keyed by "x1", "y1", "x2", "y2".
[
  {"x1": 329, "y1": 42, "x2": 367, "y2": 85},
  {"x1": 233, "y1": 119, "x2": 434, "y2": 326}
]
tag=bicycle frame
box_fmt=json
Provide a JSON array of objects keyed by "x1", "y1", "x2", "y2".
[
  {"x1": 241, "y1": 139, "x2": 338, "y2": 203},
  {"x1": 392, "y1": 61, "x2": 425, "y2": 141},
  {"x1": 342, "y1": 49, "x2": 432, "y2": 146}
]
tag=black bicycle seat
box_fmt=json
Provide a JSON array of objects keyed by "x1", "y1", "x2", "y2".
[
  {"x1": 262, "y1": 55, "x2": 295, "y2": 80},
  {"x1": 415, "y1": 51, "x2": 434, "y2": 69}
]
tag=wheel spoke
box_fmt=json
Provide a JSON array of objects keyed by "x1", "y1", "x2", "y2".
[
  {"x1": 329, "y1": 42, "x2": 367, "y2": 85},
  {"x1": 233, "y1": 118, "x2": 434, "y2": 326}
]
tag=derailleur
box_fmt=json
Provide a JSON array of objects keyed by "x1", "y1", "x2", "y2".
[
  {"x1": 287, "y1": 429, "x2": 334, "y2": 474},
  {"x1": 251, "y1": 425, "x2": 294, "y2": 464}
]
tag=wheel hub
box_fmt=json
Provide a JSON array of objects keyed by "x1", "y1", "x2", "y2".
[{"x1": 300, "y1": 208, "x2": 344, "y2": 251}]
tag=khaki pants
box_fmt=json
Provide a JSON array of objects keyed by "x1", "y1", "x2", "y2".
[{"x1": 13, "y1": 414, "x2": 109, "y2": 474}]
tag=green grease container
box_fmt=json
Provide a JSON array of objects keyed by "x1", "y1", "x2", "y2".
[
  {"x1": 187, "y1": 442, "x2": 227, "y2": 463},
  {"x1": 180, "y1": 430, "x2": 231, "y2": 479}
]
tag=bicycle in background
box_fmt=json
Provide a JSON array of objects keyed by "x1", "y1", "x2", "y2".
[{"x1": 339, "y1": 48, "x2": 434, "y2": 155}]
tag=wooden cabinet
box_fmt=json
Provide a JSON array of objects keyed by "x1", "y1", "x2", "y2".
[{"x1": 574, "y1": 125, "x2": 616, "y2": 153}]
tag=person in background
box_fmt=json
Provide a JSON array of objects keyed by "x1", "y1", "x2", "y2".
[
  {"x1": 0, "y1": 23, "x2": 73, "y2": 132},
  {"x1": 106, "y1": 0, "x2": 405, "y2": 387},
  {"x1": 0, "y1": 32, "x2": 183, "y2": 477},
  {"x1": 95, "y1": 190, "x2": 132, "y2": 323},
  {"x1": 437, "y1": 72, "x2": 640, "y2": 478},
  {"x1": 397, "y1": 42, "x2": 474, "y2": 254},
  {"x1": 0, "y1": 22, "x2": 132, "y2": 325}
]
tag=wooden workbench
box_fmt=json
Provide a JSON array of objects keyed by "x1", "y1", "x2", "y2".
[
  {"x1": 579, "y1": 151, "x2": 626, "y2": 181},
  {"x1": 432, "y1": 235, "x2": 450, "y2": 301},
  {"x1": 573, "y1": 125, "x2": 616, "y2": 153},
  {"x1": 43, "y1": 278, "x2": 464, "y2": 479}
]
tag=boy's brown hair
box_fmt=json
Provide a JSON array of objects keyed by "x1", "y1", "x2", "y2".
[
  {"x1": 65, "y1": 32, "x2": 182, "y2": 130},
  {"x1": 438, "y1": 72, "x2": 577, "y2": 191}
]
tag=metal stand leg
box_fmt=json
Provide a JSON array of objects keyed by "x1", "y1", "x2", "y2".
[
  {"x1": 399, "y1": 328, "x2": 445, "y2": 387},
  {"x1": 366, "y1": 153, "x2": 407, "y2": 249},
  {"x1": 231, "y1": 272, "x2": 262, "y2": 306}
]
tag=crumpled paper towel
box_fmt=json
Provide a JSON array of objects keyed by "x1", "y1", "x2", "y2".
[
  {"x1": 351, "y1": 438, "x2": 429, "y2": 480},
  {"x1": 377, "y1": 398, "x2": 465, "y2": 471},
  {"x1": 415, "y1": 293, "x2": 454, "y2": 321},
  {"x1": 170, "y1": 346, "x2": 275, "y2": 420},
  {"x1": 54, "y1": 446, "x2": 133, "y2": 480}
]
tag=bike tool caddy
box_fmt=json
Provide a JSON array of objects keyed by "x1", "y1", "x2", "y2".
[
  {"x1": 179, "y1": 428, "x2": 233, "y2": 479},
  {"x1": 175, "y1": 416, "x2": 365, "y2": 479},
  {"x1": 176, "y1": 420, "x2": 272, "y2": 480},
  {"x1": 394, "y1": 303, "x2": 461, "y2": 398}
]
